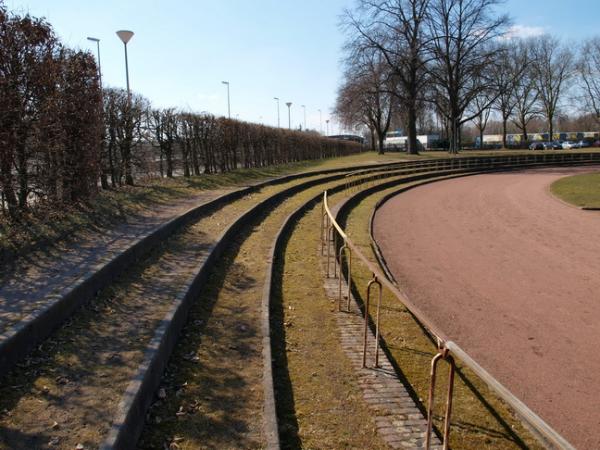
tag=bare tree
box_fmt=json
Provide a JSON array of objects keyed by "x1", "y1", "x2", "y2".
[
  {"x1": 344, "y1": 0, "x2": 430, "y2": 154},
  {"x1": 511, "y1": 39, "x2": 539, "y2": 145},
  {"x1": 335, "y1": 50, "x2": 394, "y2": 154},
  {"x1": 492, "y1": 42, "x2": 524, "y2": 147},
  {"x1": 0, "y1": 7, "x2": 57, "y2": 213},
  {"x1": 531, "y1": 35, "x2": 574, "y2": 142},
  {"x1": 578, "y1": 37, "x2": 600, "y2": 128},
  {"x1": 427, "y1": 0, "x2": 510, "y2": 153},
  {"x1": 469, "y1": 92, "x2": 494, "y2": 148},
  {"x1": 150, "y1": 108, "x2": 178, "y2": 177}
]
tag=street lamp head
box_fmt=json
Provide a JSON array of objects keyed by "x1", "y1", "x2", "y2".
[
  {"x1": 286, "y1": 102, "x2": 292, "y2": 107},
  {"x1": 274, "y1": 97, "x2": 279, "y2": 101},
  {"x1": 116, "y1": 30, "x2": 134, "y2": 44},
  {"x1": 222, "y1": 81, "x2": 229, "y2": 85},
  {"x1": 87, "y1": 37, "x2": 100, "y2": 43},
  {"x1": 301, "y1": 105, "x2": 305, "y2": 108}
]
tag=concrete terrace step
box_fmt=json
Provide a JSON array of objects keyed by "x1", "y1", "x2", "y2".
[{"x1": 0, "y1": 189, "x2": 232, "y2": 332}]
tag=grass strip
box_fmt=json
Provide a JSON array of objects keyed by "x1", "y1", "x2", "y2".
[
  {"x1": 550, "y1": 171, "x2": 600, "y2": 208},
  {"x1": 273, "y1": 192, "x2": 388, "y2": 449}
]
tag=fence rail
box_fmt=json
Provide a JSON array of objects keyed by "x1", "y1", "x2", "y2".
[{"x1": 321, "y1": 154, "x2": 583, "y2": 449}]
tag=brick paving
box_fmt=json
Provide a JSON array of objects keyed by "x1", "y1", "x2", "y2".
[{"x1": 320, "y1": 206, "x2": 442, "y2": 450}]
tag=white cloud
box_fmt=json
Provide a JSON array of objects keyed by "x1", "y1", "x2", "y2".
[{"x1": 504, "y1": 25, "x2": 546, "y2": 40}]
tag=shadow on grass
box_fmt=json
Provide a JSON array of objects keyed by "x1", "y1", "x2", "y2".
[{"x1": 269, "y1": 227, "x2": 302, "y2": 450}]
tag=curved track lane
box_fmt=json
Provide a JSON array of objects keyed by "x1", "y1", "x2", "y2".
[{"x1": 372, "y1": 166, "x2": 600, "y2": 449}]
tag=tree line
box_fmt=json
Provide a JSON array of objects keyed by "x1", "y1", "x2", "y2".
[
  {"x1": 0, "y1": 3, "x2": 361, "y2": 218},
  {"x1": 336, "y1": 0, "x2": 600, "y2": 154},
  {"x1": 101, "y1": 90, "x2": 359, "y2": 189}
]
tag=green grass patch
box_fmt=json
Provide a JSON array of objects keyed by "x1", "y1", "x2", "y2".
[{"x1": 550, "y1": 172, "x2": 600, "y2": 208}]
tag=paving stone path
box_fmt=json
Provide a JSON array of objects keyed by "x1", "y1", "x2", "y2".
[{"x1": 321, "y1": 204, "x2": 442, "y2": 449}]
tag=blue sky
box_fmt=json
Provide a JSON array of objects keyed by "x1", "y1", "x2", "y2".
[{"x1": 5, "y1": 0, "x2": 600, "y2": 132}]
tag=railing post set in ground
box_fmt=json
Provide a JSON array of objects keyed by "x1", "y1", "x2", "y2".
[
  {"x1": 322, "y1": 191, "x2": 455, "y2": 449},
  {"x1": 319, "y1": 152, "x2": 586, "y2": 449}
]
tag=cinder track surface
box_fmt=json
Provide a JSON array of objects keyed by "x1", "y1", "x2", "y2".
[{"x1": 372, "y1": 166, "x2": 600, "y2": 449}]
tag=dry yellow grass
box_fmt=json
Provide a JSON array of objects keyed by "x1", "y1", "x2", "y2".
[
  {"x1": 274, "y1": 196, "x2": 388, "y2": 449},
  {"x1": 137, "y1": 173, "x2": 398, "y2": 449}
]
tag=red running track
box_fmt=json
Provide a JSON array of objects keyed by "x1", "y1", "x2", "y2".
[{"x1": 372, "y1": 166, "x2": 600, "y2": 449}]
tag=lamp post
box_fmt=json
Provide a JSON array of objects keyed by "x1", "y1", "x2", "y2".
[
  {"x1": 87, "y1": 37, "x2": 102, "y2": 87},
  {"x1": 301, "y1": 105, "x2": 307, "y2": 131},
  {"x1": 326, "y1": 119, "x2": 330, "y2": 136},
  {"x1": 116, "y1": 30, "x2": 134, "y2": 99},
  {"x1": 318, "y1": 109, "x2": 322, "y2": 134},
  {"x1": 286, "y1": 102, "x2": 292, "y2": 129},
  {"x1": 274, "y1": 97, "x2": 280, "y2": 127},
  {"x1": 222, "y1": 81, "x2": 231, "y2": 119}
]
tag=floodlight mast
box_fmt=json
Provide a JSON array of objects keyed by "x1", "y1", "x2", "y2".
[
  {"x1": 301, "y1": 105, "x2": 306, "y2": 131},
  {"x1": 285, "y1": 102, "x2": 292, "y2": 129},
  {"x1": 86, "y1": 37, "x2": 102, "y2": 87},
  {"x1": 116, "y1": 30, "x2": 134, "y2": 99},
  {"x1": 274, "y1": 97, "x2": 280, "y2": 127},
  {"x1": 222, "y1": 81, "x2": 231, "y2": 119}
]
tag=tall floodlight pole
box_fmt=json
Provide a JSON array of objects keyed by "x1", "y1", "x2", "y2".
[
  {"x1": 222, "y1": 81, "x2": 231, "y2": 118},
  {"x1": 116, "y1": 30, "x2": 134, "y2": 100},
  {"x1": 301, "y1": 105, "x2": 306, "y2": 131},
  {"x1": 274, "y1": 97, "x2": 280, "y2": 127},
  {"x1": 87, "y1": 37, "x2": 102, "y2": 87},
  {"x1": 285, "y1": 102, "x2": 292, "y2": 129},
  {"x1": 318, "y1": 109, "x2": 322, "y2": 134},
  {"x1": 326, "y1": 119, "x2": 330, "y2": 136}
]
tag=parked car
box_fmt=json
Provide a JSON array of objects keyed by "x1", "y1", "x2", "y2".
[
  {"x1": 542, "y1": 141, "x2": 555, "y2": 150},
  {"x1": 562, "y1": 141, "x2": 578, "y2": 149},
  {"x1": 578, "y1": 140, "x2": 591, "y2": 148},
  {"x1": 529, "y1": 142, "x2": 544, "y2": 150}
]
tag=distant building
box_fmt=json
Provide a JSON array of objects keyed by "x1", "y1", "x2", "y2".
[
  {"x1": 328, "y1": 134, "x2": 365, "y2": 144},
  {"x1": 383, "y1": 131, "x2": 440, "y2": 150}
]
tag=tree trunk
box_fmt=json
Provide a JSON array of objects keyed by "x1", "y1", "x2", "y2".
[
  {"x1": 502, "y1": 117, "x2": 508, "y2": 148},
  {"x1": 16, "y1": 140, "x2": 28, "y2": 208},
  {"x1": 369, "y1": 128, "x2": 376, "y2": 151},
  {"x1": 377, "y1": 133, "x2": 385, "y2": 155},
  {"x1": 407, "y1": 104, "x2": 419, "y2": 154},
  {"x1": 480, "y1": 126, "x2": 484, "y2": 150},
  {"x1": 165, "y1": 145, "x2": 173, "y2": 178},
  {"x1": 0, "y1": 156, "x2": 17, "y2": 217}
]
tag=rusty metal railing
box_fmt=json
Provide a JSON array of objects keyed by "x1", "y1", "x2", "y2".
[{"x1": 321, "y1": 186, "x2": 577, "y2": 450}]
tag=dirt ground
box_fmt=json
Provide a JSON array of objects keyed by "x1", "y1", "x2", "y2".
[{"x1": 372, "y1": 166, "x2": 600, "y2": 450}]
